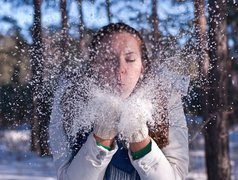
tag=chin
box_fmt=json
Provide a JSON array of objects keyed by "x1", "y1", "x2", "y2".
[
  {"x1": 120, "y1": 90, "x2": 133, "y2": 99},
  {"x1": 120, "y1": 94, "x2": 129, "y2": 99}
]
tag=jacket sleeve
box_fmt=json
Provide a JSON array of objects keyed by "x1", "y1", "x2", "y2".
[
  {"x1": 49, "y1": 78, "x2": 118, "y2": 180},
  {"x1": 129, "y1": 138, "x2": 176, "y2": 180},
  {"x1": 50, "y1": 124, "x2": 118, "y2": 180},
  {"x1": 65, "y1": 134, "x2": 118, "y2": 180},
  {"x1": 129, "y1": 91, "x2": 189, "y2": 180},
  {"x1": 49, "y1": 77, "x2": 72, "y2": 179},
  {"x1": 162, "y1": 91, "x2": 189, "y2": 179}
]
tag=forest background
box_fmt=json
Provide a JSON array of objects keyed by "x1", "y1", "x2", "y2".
[{"x1": 0, "y1": 0, "x2": 238, "y2": 179}]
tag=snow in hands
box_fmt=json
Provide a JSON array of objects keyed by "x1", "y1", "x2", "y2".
[{"x1": 71, "y1": 84, "x2": 158, "y2": 143}]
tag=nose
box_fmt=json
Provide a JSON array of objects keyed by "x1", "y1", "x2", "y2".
[
  {"x1": 115, "y1": 57, "x2": 126, "y2": 83},
  {"x1": 119, "y1": 60, "x2": 126, "y2": 75}
]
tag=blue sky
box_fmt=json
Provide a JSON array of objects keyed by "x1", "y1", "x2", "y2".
[{"x1": 0, "y1": 0, "x2": 194, "y2": 43}]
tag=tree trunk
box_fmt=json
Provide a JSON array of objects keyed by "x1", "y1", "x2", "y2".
[
  {"x1": 194, "y1": 0, "x2": 209, "y2": 78},
  {"x1": 77, "y1": 0, "x2": 85, "y2": 40},
  {"x1": 151, "y1": 0, "x2": 160, "y2": 55},
  {"x1": 106, "y1": 0, "x2": 112, "y2": 23},
  {"x1": 204, "y1": 0, "x2": 231, "y2": 179},
  {"x1": 60, "y1": 0, "x2": 68, "y2": 56},
  {"x1": 31, "y1": 0, "x2": 49, "y2": 156}
]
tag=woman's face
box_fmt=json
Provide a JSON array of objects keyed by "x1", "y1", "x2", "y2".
[{"x1": 93, "y1": 32, "x2": 143, "y2": 98}]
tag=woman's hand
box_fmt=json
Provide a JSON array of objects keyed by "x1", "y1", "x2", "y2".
[
  {"x1": 129, "y1": 136, "x2": 151, "y2": 152},
  {"x1": 87, "y1": 90, "x2": 122, "y2": 145},
  {"x1": 93, "y1": 134, "x2": 115, "y2": 147},
  {"x1": 118, "y1": 95, "x2": 154, "y2": 150}
]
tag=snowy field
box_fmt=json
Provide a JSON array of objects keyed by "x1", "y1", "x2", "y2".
[
  {"x1": 0, "y1": 130, "x2": 56, "y2": 180},
  {"x1": 0, "y1": 125, "x2": 237, "y2": 180}
]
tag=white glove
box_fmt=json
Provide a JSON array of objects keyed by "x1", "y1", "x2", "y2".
[
  {"x1": 118, "y1": 95, "x2": 154, "y2": 143},
  {"x1": 87, "y1": 90, "x2": 122, "y2": 140}
]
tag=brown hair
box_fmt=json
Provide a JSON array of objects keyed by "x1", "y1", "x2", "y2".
[{"x1": 62, "y1": 23, "x2": 169, "y2": 148}]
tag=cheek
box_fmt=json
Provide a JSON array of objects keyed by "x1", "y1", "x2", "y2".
[{"x1": 127, "y1": 63, "x2": 143, "y2": 80}]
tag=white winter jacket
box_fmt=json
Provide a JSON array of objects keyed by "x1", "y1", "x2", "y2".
[{"x1": 49, "y1": 72, "x2": 190, "y2": 180}]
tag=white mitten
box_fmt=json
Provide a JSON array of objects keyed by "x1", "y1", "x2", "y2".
[
  {"x1": 118, "y1": 95, "x2": 154, "y2": 143},
  {"x1": 87, "y1": 90, "x2": 122, "y2": 140}
]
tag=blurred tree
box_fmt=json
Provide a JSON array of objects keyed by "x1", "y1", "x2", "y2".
[
  {"x1": 31, "y1": 0, "x2": 50, "y2": 156},
  {"x1": 106, "y1": 0, "x2": 112, "y2": 23},
  {"x1": 77, "y1": 0, "x2": 85, "y2": 40},
  {"x1": 227, "y1": 1, "x2": 238, "y2": 58},
  {"x1": 151, "y1": 0, "x2": 160, "y2": 49},
  {"x1": 60, "y1": 0, "x2": 69, "y2": 57},
  {"x1": 76, "y1": 0, "x2": 94, "y2": 56},
  {"x1": 0, "y1": 18, "x2": 32, "y2": 127},
  {"x1": 203, "y1": 0, "x2": 231, "y2": 179},
  {"x1": 143, "y1": 0, "x2": 161, "y2": 59},
  {"x1": 227, "y1": 1, "x2": 238, "y2": 126},
  {"x1": 194, "y1": 0, "x2": 209, "y2": 78}
]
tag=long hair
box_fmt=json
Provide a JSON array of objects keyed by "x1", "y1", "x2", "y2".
[{"x1": 61, "y1": 22, "x2": 169, "y2": 149}]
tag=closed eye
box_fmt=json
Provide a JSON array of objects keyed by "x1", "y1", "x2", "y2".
[
  {"x1": 125, "y1": 52, "x2": 137, "y2": 63},
  {"x1": 126, "y1": 59, "x2": 136, "y2": 63}
]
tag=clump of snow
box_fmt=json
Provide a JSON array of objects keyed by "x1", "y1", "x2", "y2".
[
  {"x1": 78, "y1": 87, "x2": 122, "y2": 139},
  {"x1": 66, "y1": 75, "x2": 168, "y2": 142},
  {"x1": 118, "y1": 91, "x2": 154, "y2": 142}
]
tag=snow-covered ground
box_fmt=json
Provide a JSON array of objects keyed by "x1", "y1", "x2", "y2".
[
  {"x1": 0, "y1": 130, "x2": 56, "y2": 180},
  {"x1": 0, "y1": 126, "x2": 237, "y2": 180}
]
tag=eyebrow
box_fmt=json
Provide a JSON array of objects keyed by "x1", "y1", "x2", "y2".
[{"x1": 125, "y1": 52, "x2": 136, "y2": 55}]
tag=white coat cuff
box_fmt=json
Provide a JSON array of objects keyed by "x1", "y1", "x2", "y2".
[
  {"x1": 73, "y1": 133, "x2": 117, "y2": 167},
  {"x1": 66, "y1": 133, "x2": 118, "y2": 180},
  {"x1": 129, "y1": 138, "x2": 176, "y2": 179}
]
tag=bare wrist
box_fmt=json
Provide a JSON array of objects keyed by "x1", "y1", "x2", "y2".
[
  {"x1": 129, "y1": 135, "x2": 150, "y2": 152},
  {"x1": 93, "y1": 134, "x2": 114, "y2": 147}
]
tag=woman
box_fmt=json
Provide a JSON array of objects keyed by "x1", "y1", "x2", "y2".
[{"x1": 49, "y1": 23, "x2": 189, "y2": 180}]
